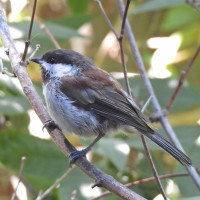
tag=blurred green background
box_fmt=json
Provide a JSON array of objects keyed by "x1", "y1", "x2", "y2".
[{"x1": 0, "y1": 0, "x2": 200, "y2": 199}]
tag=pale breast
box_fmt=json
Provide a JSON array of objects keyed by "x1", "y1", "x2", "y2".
[{"x1": 43, "y1": 80, "x2": 105, "y2": 138}]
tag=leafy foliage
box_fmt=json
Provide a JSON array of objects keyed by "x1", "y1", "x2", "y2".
[{"x1": 1, "y1": 0, "x2": 200, "y2": 199}]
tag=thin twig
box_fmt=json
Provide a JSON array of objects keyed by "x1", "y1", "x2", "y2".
[
  {"x1": 141, "y1": 96, "x2": 152, "y2": 113},
  {"x1": 11, "y1": 157, "x2": 26, "y2": 200},
  {"x1": 186, "y1": 0, "x2": 200, "y2": 12},
  {"x1": 141, "y1": 96, "x2": 158, "y2": 129},
  {"x1": 117, "y1": 0, "x2": 131, "y2": 95},
  {"x1": 90, "y1": 172, "x2": 189, "y2": 200},
  {"x1": 141, "y1": 97, "x2": 167, "y2": 198},
  {"x1": 149, "y1": 110, "x2": 168, "y2": 123},
  {"x1": 118, "y1": 38, "x2": 131, "y2": 95},
  {"x1": 70, "y1": 190, "x2": 77, "y2": 200},
  {"x1": 120, "y1": 1, "x2": 167, "y2": 198},
  {"x1": 21, "y1": 0, "x2": 37, "y2": 62},
  {"x1": 141, "y1": 136, "x2": 167, "y2": 200},
  {"x1": 36, "y1": 167, "x2": 75, "y2": 200},
  {"x1": 119, "y1": 0, "x2": 129, "y2": 39},
  {"x1": 26, "y1": 2, "x2": 61, "y2": 49},
  {"x1": 25, "y1": 44, "x2": 40, "y2": 65},
  {"x1": 117, "y1": 0, "x2": 200, "y2": 189},
  {"x1": 95, "y1": 0, "x2": 131, "y2": 94},
  {"x1": 166, "y1": 45, "x2": 200, "y2": 112},
  {"x1": 0, "y1": 58, "x2": 16, "y2": 77},
  {"x1": 96, "y1": 0, "x2": 167, "y2": 198},
  {"x1": 2, "y1": 67, "x2": 16, "y2": 77},
  {"x1": 95, "y1": 0, "x2": 118, "y2": 38}
]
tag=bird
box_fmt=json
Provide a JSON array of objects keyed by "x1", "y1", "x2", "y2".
[{"x1": 31, "y1": 49, "x2": 191, "y2": 166}]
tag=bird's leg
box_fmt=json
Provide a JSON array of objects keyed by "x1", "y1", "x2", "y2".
[
  {"x1": 42, "y1": 120, "x2": 61, "y2": 131},
  {"x1": 69, "y1": 133, "x2": 105, "y2": 165}
]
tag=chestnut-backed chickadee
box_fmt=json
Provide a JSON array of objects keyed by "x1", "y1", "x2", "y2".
[{"x1": 31, "y1": 49, "x2": 191, "y2": 166}]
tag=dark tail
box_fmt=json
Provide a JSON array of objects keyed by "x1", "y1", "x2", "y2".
[{"x1": 143, "y1": 131, "x2": 192, "y2": 166}]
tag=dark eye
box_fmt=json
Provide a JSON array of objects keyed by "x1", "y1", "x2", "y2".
[{"x1": 50, "y1": 57, "x2": 56, "y2": 64}]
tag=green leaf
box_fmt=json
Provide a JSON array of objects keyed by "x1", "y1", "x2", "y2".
[
  {"x1": 0, "y1": 95, "x2": 30, "y2": 115},
  {"x1": 161, "y1": 4, "x2": 200, "y2": 32},
  {"x1": 68, "y1": 0, "x2": 89, "y2": 14},
  {"x1": 9, "y1": 21, "x2": 82, "y2": 40},
  {"x1": 9, "y1": 113, "x2": 30, "y2": 132},
  {"x1": 0, "y1": 131, "x2": 68, "y2": 190},
  {"x1": 58, "y1": 168, "x2": 96, "y2": 200},
  {"x1": 94, "y1": 138, "x2": 128, "y2": 171},
  {"x1": 51, "y1": 14, "x2": 96, "y2": 29},
  {"x1": 44, "y1": 22, "x2": 83, "y2": 39},
  {"x1": 174, "y1": 165, "x2": 200, "y2": 197},
  {"x1": 0, "y1": 75, "x2": 31, "y2": 115},
  {"x1": 0, "y1": 75, "x2": 23, "y2": 96},
  {"x1": 119, "y1": 77, "x2": 200, "y2": 113},
  {"x1": 0, "y1": 74, "x2": 31, "y2": 115},
  {"x1": 171, "y1": 126, "x2": 200, "y2": 167},
  {"x1": 131, "y1": 0, "x2": 185, "y2": 15},
  {"x1": 179, "y1": 197, "x2": 200, "y2": 200},
  {"x1": 126, "y1": 135, "x2": 161, "y2": 151}
]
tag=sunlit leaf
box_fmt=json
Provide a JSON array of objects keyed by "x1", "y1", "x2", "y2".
[
  {"x1": 52, "y1": 14, "x2": 96, "y2": 29},
  {"x1": 179, "y1": 196, "x2": 200, "y2": 200},
  {"x1": 94, "y1": 138, "x2": 128, "y2": 171},
  {"x1": 9, "y1": 21, "x2": 82, "y2": 40},
  {"x1": 58, "y1": 168, "x2": 96, "y2": 200},
  {"x1": 68, "y1": 0, "x2": 89, "y2": 14},
  {"x1": 174, "y1": 164, "x2": 200, "y2": 197},
  {"x1": 131, "y1": 0, "x2": 185, "y2": 15},
  {"x1": 119, "y1": 78, "x2": 200, "y2": 113},
  {"x1": 0, "y1": 131, "x2": 68, "y2": 190},
  {"x1": 0, "y1": 95, "x2": 30, "y2": 115},
  {"x1": 161, "y1": 5, "x2": 200, "y2": 31}
]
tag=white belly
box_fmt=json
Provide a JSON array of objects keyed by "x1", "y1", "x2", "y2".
[{"x1": 43, "y1": 81, "x2": 102, "y2": 138}]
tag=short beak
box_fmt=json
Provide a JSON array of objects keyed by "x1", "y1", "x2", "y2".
[{"x1": 31, "y1": 57, "x2": 42, "y2": 64}]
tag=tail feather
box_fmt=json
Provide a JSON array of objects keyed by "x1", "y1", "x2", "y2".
[{"x1": 143, "y1": 132, "x2": 192, "y2": 166}]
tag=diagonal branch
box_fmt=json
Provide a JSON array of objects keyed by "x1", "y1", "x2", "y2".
[
  {"x1": 186, "y1": 0, "x2": 200, "y2": 12},
  {"x1": 0, "y1": 3, "x2": 146, "y2": 200}
]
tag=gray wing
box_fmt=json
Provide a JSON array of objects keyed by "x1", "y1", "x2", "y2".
[
  {"x1": 59, "y1": 72, "x2": 192, "y2": 166},
  {"x1": 59, "y1": 73, "x2": 152, "y2": 133}
]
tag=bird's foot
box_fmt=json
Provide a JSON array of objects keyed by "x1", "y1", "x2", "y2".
[
  {"x1": 42, "y1": 120, "x2": 60, "y2": 131},
  {"x1": 69, "y1": 148, "x2": 89, "y2": 166}
]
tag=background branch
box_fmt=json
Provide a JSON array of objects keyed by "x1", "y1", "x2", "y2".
[
  {"x1": 95, "y1": 1, "x2": 167, "y2": 198},
  {"x1": 21, "y1": 0, "x2": 37, "y2": 62},
  {"x1": 11, "y1": 157, "x2": 26, "y2": 200},
  {"x1": 117, "y1": 0, "x2": 200, "y2": 190},
  {"x1": 186, "y1": 0, "x2": 200, "y2": 12},
  {"x1": 36, "y1": 167, "x2": 75, "y2": 200},
  {"x1": 90, "y1": 172, "x2": 189, "y2": 200},
  {"x1": 26, "y1": 2, "x2": 61, "y2": 49},
  {"x1": 166, "y1": 45, "x2": 200, "y2": 112}
]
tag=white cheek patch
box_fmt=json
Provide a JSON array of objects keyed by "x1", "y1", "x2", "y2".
[
  {"x1": 52, "y1": 63, "x2": 78, "y2": 77},
  {"x1": 41, "y1": 62, "x2": 78, "y2": 78},
  {"x1": 40, "y1": 61, "x2": 50, "y2": 71}
]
